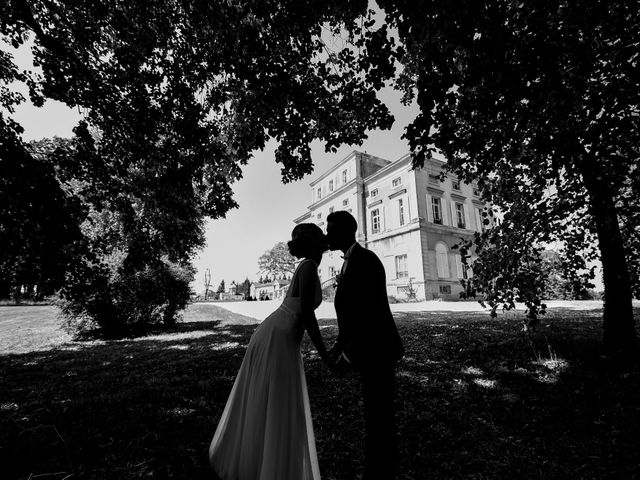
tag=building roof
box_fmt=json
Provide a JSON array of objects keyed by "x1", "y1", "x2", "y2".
[
  {"x1": 309, "y1": 150, "x2": 392, "y2": 187},
  {"x1": 362, "y1": 152, "x2": 448, "y2": 184},
  {"x1": 309, "y1": 150, "x2": 358, "y2": 187}
]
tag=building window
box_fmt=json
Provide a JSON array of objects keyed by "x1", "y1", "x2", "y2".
[
  {"x1": 455, "y1": 202, "x2": 466, "y2": 229},
  {"x1": 475, "y1": 207, "x2": 485, "y2": 232},
  {"x1": 456, "y1": 254, "x2": 468, "y2": 280},
  {"x1": 428, "y1": 174, "x2": 440, "y2": 183},
  {"x1": 317, "y1": 213, "x2": 322, "y2": 219},
  {"x1": 329, "y1": 179, "x2": 334, "y2": 192},
  {"x1": 452, "y1": 179, "x2": 461, "y2": 191},
  {"x1": 342, "y1": 170, "x2": 348, "y2": 184},
  {"x1": 328, "y1": 266, "x2": 337, "y2": 278},
  {"x1": 329, "y1": 206, "x2": 334, "y2": 214},
  {"x1": 317, "y1": 187, "x2": 321, "y2": 199},
  {"x1": 392, "y1": 177, "x2": 402, "y2": 188},
  {"x1": 435, "y1": 242, "x2": 450, "y2": 278},
  {"x1": 398, "y1": 198, "x2": 405, "y2": 226},
  {"x1": 431, "y1": 197, "x2": 443, "y2": 225},
  {"x1": 371, "y1": 208, "x2": 381, "y2": 234},
  {"x1": 473, "y1": 185, "x2": 480, "y2": 197},
  {"x1": 371, "y1": 188, "x2": 379, "y2": 198},
  {"x1": 342, "y1": 198, "x2": 349, "y2": 206},
  {"x1": 395, "y1": 254, "x2": 408, "y2": 279},
  {"x1": 439, "y1": 285, "x2": 452, "y2": 295}
]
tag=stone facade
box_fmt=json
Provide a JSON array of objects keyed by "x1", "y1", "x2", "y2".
[
  {"x1": 250, "y1": 279, "x2": 290, "y2": 300},
  {"x1": 294, "y1": 151, "x2": 491, "y2": 300}
]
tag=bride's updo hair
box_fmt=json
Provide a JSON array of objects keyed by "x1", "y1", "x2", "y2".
[{"x1": 287, "y1": 223, "x2": 327, "y2": 259}]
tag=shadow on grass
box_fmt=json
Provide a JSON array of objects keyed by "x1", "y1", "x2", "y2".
[
  {"x1": 0, "y1": 320, "x2": 258, "y2": 480},
  {"x1": 1, "y1": 309, "x2": 639, "y2": 480}
]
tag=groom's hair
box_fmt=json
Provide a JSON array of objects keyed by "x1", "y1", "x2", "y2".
[{"x1": 327, "y1": 210, "x2": 357, "y2": 235}]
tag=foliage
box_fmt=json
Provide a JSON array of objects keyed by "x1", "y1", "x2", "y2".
[
  {"x1": 60, "y1": 253, "x2": 195, "y2": 338},
  {"x1": 216, "y1": 279, "x2": 226, "y2": 294},
  {"x1": 376, "y1": 0, "x2": 639, "y2": 348},
  {"x1": 0, "y1": 125, "x2": 85, "y2": 300},
  {"x1": 234, "y1": 277, "x2": 252, "y2": 299},
  {"x1": 258, "y1": 241, "x2": 296, "y2": 279},
  {"x1": 540, "y1": 250, "x2": 595, "y2": 301},
  {"x1": 2, "y1": 304, "x2": 640, "y2": 479},
  {"x1": 1, "y1": 1, "x2": 399, "y2": 336}
]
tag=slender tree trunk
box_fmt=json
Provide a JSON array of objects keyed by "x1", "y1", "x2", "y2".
[{"x1": 581, "y1": 162, "x2": 636, "y2": 351}]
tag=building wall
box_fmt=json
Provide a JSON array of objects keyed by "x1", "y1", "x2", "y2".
[
  {"x1": 295, "y1": 151, "x2": 490, "y2": 301},
  {"x1": 416, "y1": 158, "x2": 484, "y2": 299}
]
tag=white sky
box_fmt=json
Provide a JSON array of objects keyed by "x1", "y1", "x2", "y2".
[{"x1": 3, "y1": 39, "x2": 418, "y2": 292}]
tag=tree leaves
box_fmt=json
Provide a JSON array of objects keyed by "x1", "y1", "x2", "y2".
[
  {"x1": 1, "y1": 1, "x2": 399, "y2": 332},
  {"x1": 374, "y1": 0, "x2": 639, "y2": 345},
  {"x1": 257, "y1": 242, "x2": 296, "y2": 280}
]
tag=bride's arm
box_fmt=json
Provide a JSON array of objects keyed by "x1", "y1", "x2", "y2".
[{"x1": 298, "y1": 261, "x2": 329, "y2": 361}]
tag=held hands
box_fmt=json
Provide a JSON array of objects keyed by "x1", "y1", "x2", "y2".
[{"x1": 322, "y1": 347, "x2": 351, "y2": 376}]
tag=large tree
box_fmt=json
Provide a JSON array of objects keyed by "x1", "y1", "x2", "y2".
[
  {"x1": 376, "y1": 0, "x2": 639, "y2": 350},
  {"x1": 258, "y1": 241, "x2": 296, "y2": 280},
  {"x1": 1, "y1": 1, "x2": 397, "y2": 334}
]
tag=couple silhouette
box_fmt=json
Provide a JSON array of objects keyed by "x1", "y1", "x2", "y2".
[{"x1": 209, "y1": 211, "x2": 404, "y2": 480}]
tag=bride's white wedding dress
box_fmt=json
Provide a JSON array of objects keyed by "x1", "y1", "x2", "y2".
[{"x1": 209, "y1": 258, "x2": 322, "y2": 480}]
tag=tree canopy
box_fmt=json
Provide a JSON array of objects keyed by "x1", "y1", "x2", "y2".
[
  {"x1": 1, "y1": 0, "x2": 398, "y2": 334},
  {"x1": 376, "y1": 0, "x2": 639, "y2": 349},
  {"x1": 3, "y1": 1, "x2": 637, "y2": 348},
  {"x1": 258, "y1": 241, "x2": 296, "y2": 280}
]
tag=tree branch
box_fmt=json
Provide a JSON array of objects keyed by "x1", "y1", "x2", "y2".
[{"x1": 11, "y1": 0, "x2": 102, "y2": 94}]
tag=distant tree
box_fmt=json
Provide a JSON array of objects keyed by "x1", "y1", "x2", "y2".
[
  {"x1": 216, "y1": 280, "x2": 226, "y2": 295},
  {"x1": 237, "y1": 277, "x2": 252, "y2": 299},
  {"x1": 258, "y1": 242, "x2": 296, "y2": 280},
  {"x1": 203, "y1": 268, "x2": 212, "y2": 301},
  {"x1": 376, "y1": 0, "x2": 639, "y2": 350}
]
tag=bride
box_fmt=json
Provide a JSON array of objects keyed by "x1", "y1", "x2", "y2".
[{"x1": 209, "y1": 223, "x2": 332, "y2": 480}]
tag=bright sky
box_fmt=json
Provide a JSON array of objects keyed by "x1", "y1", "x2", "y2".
[{"x1": 3, "y1": 39, "x2": 418, "y2": 293}]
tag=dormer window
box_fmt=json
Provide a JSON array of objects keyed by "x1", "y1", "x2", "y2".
[
  {"x1": 452, "y1": 179, "x2": 461, "y2": 191},
  {"x1": 371, "y1": 188, "x2": 379, "y2": 198},
  {"x1": 392, "y1": 177, "x2": 402, "y2": 188}
]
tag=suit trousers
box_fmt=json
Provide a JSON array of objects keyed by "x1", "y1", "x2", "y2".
[{"x1": 360, "y1": 362, "x2": 397, "y2": 480}]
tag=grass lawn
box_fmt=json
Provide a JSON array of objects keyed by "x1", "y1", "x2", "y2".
[{"x1": 1, "y1": 303, "x2": 639, "y2": 479}]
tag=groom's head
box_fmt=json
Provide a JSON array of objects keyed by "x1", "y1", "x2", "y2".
[{"x1": 326, "y1": 211, "x2": 357, "y2": 252}]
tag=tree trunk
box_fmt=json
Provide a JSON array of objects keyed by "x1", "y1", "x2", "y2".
[{"x1": 582, "y1": 163, "x2": 636, "y2": 351}]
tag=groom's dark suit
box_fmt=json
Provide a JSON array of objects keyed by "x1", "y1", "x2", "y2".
[{"x1": 332, "y1": 243, "x2": 404, "y2": 480}]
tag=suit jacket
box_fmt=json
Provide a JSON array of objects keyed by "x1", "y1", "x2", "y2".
[{"x1": 334, "y1": 243, "x2": 405, "y2": 367}]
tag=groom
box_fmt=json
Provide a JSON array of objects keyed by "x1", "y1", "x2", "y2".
[{"x1": 326, "y1": 210, "x2": 405, "y2": 480}]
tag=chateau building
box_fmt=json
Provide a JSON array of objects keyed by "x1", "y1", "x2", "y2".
[{"x1": 293, "y1": 151, "x2": 491, "y2": 300}]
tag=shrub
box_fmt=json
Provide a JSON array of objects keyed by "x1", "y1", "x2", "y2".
[{"x1": 60, "y1": 255, "x2": 194, "y2": 338}]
